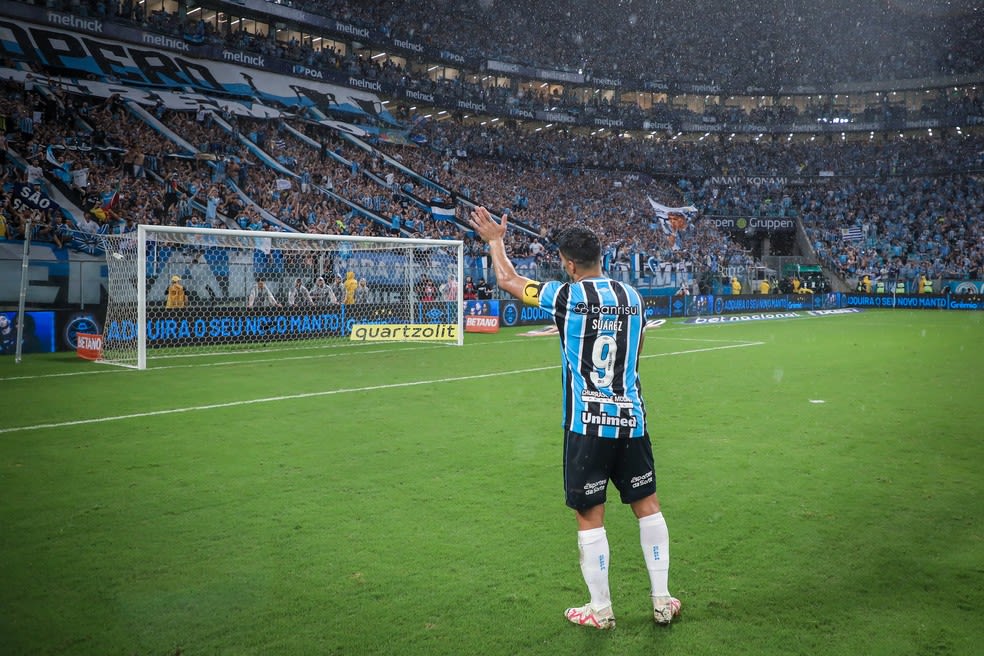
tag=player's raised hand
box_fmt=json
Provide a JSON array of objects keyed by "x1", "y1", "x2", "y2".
[{"x1": 468, "y1": 206, "x2": 507, "y2": 243}]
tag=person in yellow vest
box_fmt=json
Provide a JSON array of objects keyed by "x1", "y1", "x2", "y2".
[
  {"x1": 731, "y1": 277, "x2": 742, "y2": 295},
  {"x1": 791, "y1": 277, "x2": 801, "y2": 293},
  {"x1": 875, "y1": 279, "x2": 886, "y2": 294},
  {"x1": 166, "y1": 275, "x2": 187, "y2": 308},
  {"x1": 862, "y1": 274, "x2": 872, "y2": 293},
  {"x1": 759, "y1": 278, "x2": 770, "y2": 294},
  {"x1": 343, "y1": 270, "x2": 358, "y2": 304},
  {"x1": 919, "y1": 275, "x2": 933, "y2": 294}
]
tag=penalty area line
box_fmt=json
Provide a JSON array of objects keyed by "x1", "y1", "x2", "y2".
[{"x1": 0, "y1": 341, "x2": 763, "y2": 434}]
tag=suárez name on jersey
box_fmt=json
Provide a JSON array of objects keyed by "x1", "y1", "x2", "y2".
[
  {"x1": 573, "y1": 303, "x2": 639, "y2": 316},
  {"x1": 592, "y1": 317, "x2": 622, "y2": 332}
]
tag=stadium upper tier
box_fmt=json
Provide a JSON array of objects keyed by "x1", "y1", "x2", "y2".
[
  {"x1": 5, "y1": 0, "x2": 982, "y2": 137},
  {"x1": 13, "y1": 1, "x2": 983, "y2": 92},
  {"x1": 101, "y1": 0, "x2": 984, "y2": 89},
  {"x1": 272, "y1": 0, "x2": 984, "y2": 88}
]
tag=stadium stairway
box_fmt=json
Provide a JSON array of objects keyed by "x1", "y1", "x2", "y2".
[{"x1": 336, "y1": 131, "x2": 539, "y2": 239}]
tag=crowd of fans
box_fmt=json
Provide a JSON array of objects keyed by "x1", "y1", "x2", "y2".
[
  {"x1": 265, "y1": 0, "x2": 984, "y2": 87},
  {"x1": 800, "y1": 175, "x2": 984, "y2": 283},
  {"x1": 19, "y1": 0, "x2": 984, "y2": 131},
  {"x1": 2, "y1": 68, "x2": 983, "y2": 292}
]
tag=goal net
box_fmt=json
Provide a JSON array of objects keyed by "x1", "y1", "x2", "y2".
[{"x1": 100, "y1": 225, "x2": 464, "y2": 369}]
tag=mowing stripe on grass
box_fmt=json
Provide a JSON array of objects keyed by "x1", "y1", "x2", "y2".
[
  {"x1": 0, "y1": 343, "x2": 450, "y2": 382},
  {"x1": 0, "y1": 338, "x2": 532, "y2": 382},
  {"x1": 0, "y1": 331, "x2": 748, "y2": 383},
  {"x1": 0, "y1": 341, "x2": 763, "y2": 434}
]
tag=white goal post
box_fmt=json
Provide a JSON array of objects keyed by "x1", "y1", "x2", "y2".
[{"x1": 100, "y1": 225, "x2": 464, "y2": 369}]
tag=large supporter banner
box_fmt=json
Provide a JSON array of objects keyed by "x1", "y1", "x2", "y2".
[
  {"x1": 0, "y1": 241, "x2": 106, "y2": 307},
  {"x1": 0, "y1": 239, "x2": 458, "y2": 308},
  {"x1": 0, "y1": 11, "x2": 394, "y2": 123},
  {"x1": 10, "y1": 182, "x2": 60, "y2": 214}
]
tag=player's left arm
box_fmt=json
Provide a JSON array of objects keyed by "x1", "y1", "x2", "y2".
[{"x1": 490, "y1": 243, "x2": 542, "y2": 305}]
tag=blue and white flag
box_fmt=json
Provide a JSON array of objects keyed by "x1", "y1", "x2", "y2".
[
  {"x1": 65, "y1": 229, "x2": 107, "y2": 256},
  {"x1": 45, "y1": 145, "x2": 62, "y2": 168},
  {"x1": 431, "y1": 205, "x2": 456, "y2": 221},
  {"x1": 840, "y1": 226, "x2": 863, "y2": 242},
  {"x1": 46, "y1": 145, "x2": 73, "y2": 185},
  {"x1": 647, "y1": 196, "x2": 698, "y2": 219}
]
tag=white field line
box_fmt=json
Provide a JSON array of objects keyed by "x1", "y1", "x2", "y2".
[{"x1": 0, "y1": 341, "x2": 763, "y2": 434}]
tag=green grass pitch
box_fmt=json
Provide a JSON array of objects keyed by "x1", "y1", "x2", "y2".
[{"x1": 1, "y1": 309, "x2": 982, "y2": 655}]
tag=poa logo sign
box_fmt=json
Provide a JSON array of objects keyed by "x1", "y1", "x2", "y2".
[
  {"x1": 954, "y1": 282, "x2": 980, "y2": 295},
  {"x1": 502, "y1": 304, "x2": 518, "y2": 326}
]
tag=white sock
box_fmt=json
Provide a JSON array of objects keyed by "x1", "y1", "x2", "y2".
[
  {"x1": 639, "y1": 512, "x2": 671, "y2": 597},
  {"x1": 577, "y1": 527, "x2": 611, "y2": 610}
]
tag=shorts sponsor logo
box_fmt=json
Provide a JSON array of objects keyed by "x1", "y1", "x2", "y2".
[
  {"x1": 630, "y1": 472, "x2": 653, "y2": 488},
  {"x1": 583, "y1": 479, "x2": 606, "y2": 495}
]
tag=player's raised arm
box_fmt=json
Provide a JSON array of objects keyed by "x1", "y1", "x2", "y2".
[{"x1": 468, "y1": 206, "x2": 542, "y2": 305}]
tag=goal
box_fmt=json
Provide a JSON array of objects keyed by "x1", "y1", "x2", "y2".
[{"x1": 100, "y1": 225, "x2": 464, "y2": 369}]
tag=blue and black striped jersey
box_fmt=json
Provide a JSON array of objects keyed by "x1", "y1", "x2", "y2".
[{"x1": 536, "y1": 277, "x2": 647, "y2": 438}]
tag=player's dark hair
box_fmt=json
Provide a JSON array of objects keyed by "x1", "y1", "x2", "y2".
[{"x1": 555, "y1": 226, "x2": 602, "y2": 267}]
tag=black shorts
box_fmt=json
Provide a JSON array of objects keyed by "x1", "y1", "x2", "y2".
[{"x1": 563, "y1": 429, "x2": 657, "y2": 511}]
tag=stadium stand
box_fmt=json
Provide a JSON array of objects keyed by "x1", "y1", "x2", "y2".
[{"x1": 1, "y1": 0, "x2": 982, "y2": 297}]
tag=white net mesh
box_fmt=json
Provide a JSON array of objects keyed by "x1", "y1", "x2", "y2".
[{"x1": 101, "y1": 227, "x2": 463, "y2": 368}]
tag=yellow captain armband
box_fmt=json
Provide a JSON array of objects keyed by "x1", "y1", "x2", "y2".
[{"x1": 522, "y1": 280, "x2": 544, "y2": 306}]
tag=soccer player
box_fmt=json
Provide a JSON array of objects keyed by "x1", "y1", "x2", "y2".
[{"x1": 468, "y1": 206, "x2": 680, "y2": 630}]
